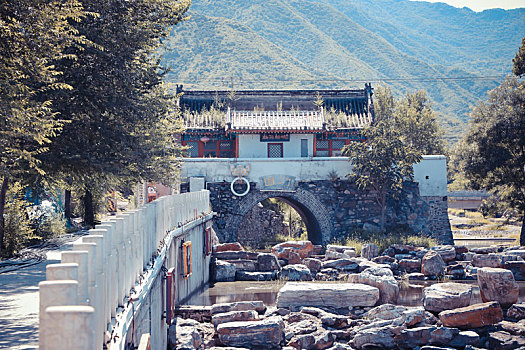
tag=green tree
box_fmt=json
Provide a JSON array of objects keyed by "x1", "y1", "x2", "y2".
[
  {"x1": 456, "y1": 77, "x2": 525, "y2": 244},
  {"x1": 513, "y1": 37, "x2": 525, "y2": 77},
  {"x1": 344, "y1": 85, "x2": 422, "y2": 232},
  {"x1": 395, "y1": 90, "x2": 446, "y2": 155},
  {"x1": 42, "y1": 0, "x2": 190, "y2": 226},
  {"x1": 0, "y1": 0, "x2": 88, "y2": 254}
]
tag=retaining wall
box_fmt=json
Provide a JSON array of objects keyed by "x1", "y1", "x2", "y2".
[{"x1": 39, "y1": 191, "x2": 213, "y2": 350}]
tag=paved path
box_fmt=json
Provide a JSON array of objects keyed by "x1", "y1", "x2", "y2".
[{"x1": 0, "y1": 233, "x2": 85, "y2": 349}]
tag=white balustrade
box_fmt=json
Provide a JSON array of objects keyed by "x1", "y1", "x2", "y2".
[{"x1": 39, "y1": 190, "x2": 211, "y2": 349}]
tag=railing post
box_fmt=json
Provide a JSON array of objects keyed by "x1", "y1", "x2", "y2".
[
  {"x1": 39, "y1": 280, "x2": 78, "y2": 349},
  {"x1": 110, "y1": 217, "x2": 125, "y2": 305},
  {"x1": 44, "y1": 306, "x2": 95, "y2": 350},
  {"x1": 96, "y1": 222, "x2": 118, "y2": 320},
  {"x1": 61, "y1": 251, "x2": 89, "y2": 304}
]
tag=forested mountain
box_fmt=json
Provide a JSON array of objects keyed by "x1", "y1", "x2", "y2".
[{"x1": 160, "y1": 0, "x2": 524, "y2": 141}]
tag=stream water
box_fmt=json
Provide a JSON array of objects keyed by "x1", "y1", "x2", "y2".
[{"x1": 187, "y1": 281, "x2": 525, "y2": 307}]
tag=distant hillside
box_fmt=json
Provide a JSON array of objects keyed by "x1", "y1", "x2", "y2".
[{"x1": 160, "y1": 0, "x2": 524, "y2": 142}]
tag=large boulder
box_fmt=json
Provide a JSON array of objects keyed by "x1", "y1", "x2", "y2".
[
  {"x1": 347, "y1": 267, "x2": 399, "y2": 304},
  {"x1": 477, "y1": 267, "x2": 519, "y2": 308},
  {"x1": 235, "y1": 271, "x2": 276, "y2": 281},
  {"x1": 303, "y1": 258, "x2": 322, "y2": 273},
  {"x1": 470, "y1": 246, "x2": 498, "y2": 254},
  {"x1": 211, "y1": 301, "x2": 266, "y2": 315},
  {"x1": 280, "y1": 264, "x2": 312, "y2": 281},
  {"x1": 488, "y1": 330, "x2": 525, "y2": 349},
  {"x1": 472, "y1": 253, "x2": 503, "y2": 268},
  {"x1": 438, "y1": 301, "x2": 503, "y2": 329},
  {"x1": 364, "y1": 304, "x2": 425, "y2": 327},
  {"x1": 321, "y1": 259, "x2": 359, "y2": 272},
  {"x1": 421, "y1": 251, "x2": 446, "y2": 276},
  {"x1": 272, "y1": 241, "x2": 313, "y2": 263},
  {"x1": 431, "y1": 245, "x2": 457, "y2": 262},
  {"x1": 211, "y1": 310, "x2": 259, "y2": 328},
  {"x1": 504, "y1": 261, "x2": 525, "y2": 280},
  {"x1": 216, "y1": 316, "x2": 284, "y2": 348},
  {"x1": 168, "y1": 318, "x2": 204, "y2": 350},
  {"x1": 362, "y1": 243, "x2": 379, "y2": 260},
  {"x1": 214, "y1": 242, "x2": 244, "y2": 253},
  {"x1": 277, "y1": 282, "x2": 379, "y2": 310},
  {"x1": 257, "y1": 253, "x2": 281, "y2": 272},
  {"x1": 398, "y1": 259, "x2": 421, "y2": 273},
  {"x1": 214, "y1": 251, "x2": 258, "y2": 260},
  {"x1": 214, "y1": 260, "x2": 236, "y2": 282},
  {"x1": 351, "y1": 318, "x2": 405, "y2": 349},
  {"x1": 422, "y1": 282, "x2": 473, "y2": 313}
]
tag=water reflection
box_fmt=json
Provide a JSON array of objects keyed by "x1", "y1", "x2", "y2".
[{"x1": 187, "y1": 281, "x2": 525, "y2": 307}]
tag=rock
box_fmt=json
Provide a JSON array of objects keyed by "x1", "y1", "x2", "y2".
[
  {"x1": 391, "y1": 244, "x2": 415, "y2": 254},
  {"x1": 322, "y1": 259, "x2": 359, "y2": 272},
  {"x1": 288, "y1": 334, "x2": 315, "y2": 349},
  {"x1": 470, "y1": 246, "x2": 498, "y2": 254},
  {"x1": 454, "y1": 245, "x2": 469, "y2": 254},
  {"x1": 175, "y1": 305, "x2": 212, "y2": 323},
  {"x1": 235, "y1": 271, "x2": 276, "y2": 281},
  {"x1": 347, "y1": 267, "x2": 399, "y2": 304},
  {"x1": 326, "y1": 250, "x2": 345, "y2": 260},
  {"x1": 343, "y1": 249, "x2": 356, "y2": 258},
  {"x1": 214, "y1": 251, "x2": 258, "y2": 260},
  {"x1": 313, "y1": 331, "x2": 336, "y2": 349},
  {"x1": 395, "y1": 254, "x2": 413, "y2": 261},
  {"x1": 285, "y1": 319, "x2": 318, "y2": 336},
  {"x1": 507, "y1": 303, "x2": 525, "y2": 320},
  {"x1": 216, "y1": 316, "x2": 284, "y2": 348},
  {"x1": 472, "y1": 253, "x2": 503, "y2": 268},
  {"x1": 422, "y1": 251, "x2": 446, "y2": 276},
  {"x1": 431, "y1": 245, "x2": 457, "y2": 262},
  {"x1": 277, "y1": 282, "x2": 379, "y2": 310},
  {"x1": 327, "y1": 244, "x2": 353, "y2": 253},
  {"x1": 395, "y1": 326, "x2": 434, "y2": 348},
  {"x1": 316, "y1": 268, "x2": 339, "y2": 281},
  {"x1": 407, "y1": 272, "x2": 425, "y2": 280},
  {"x1": 211, "y1": 310, "x2": 258, "y2": 328},
  {"x1": 211, "y1": 301, "x2": 266, "y2": 315},
  {"x1": 352, "y1": 324, "x2": 404, "y2": 349},
  {"x1": 280, "y1": 264, "x2": 312, "y2": 281},
  {"x1": 168, "y1": 318, "x2": 203, "y2": 350},
  {"x1": 226, "y1": 259, "x2": 257, "y2": 272},
  {"x1": 320, "y1": 313, "x2": 350, "y2": 329},
  {"x1": 445, "y1": 263, "x2": 466, "y2": 279},
  {"x1": 504, "y1": 261, "x2": 525, "y2": 280},
  {"x1": 303, "y1": 258, "x2": 322, "y2": 273},
  {"x1": 422, "y1": 282, "x2": 473, "y2": 313},
  {"x1": 449, "y1": 330, "x2": 480, "y2": 347},
  {"x1": 398, "y1": 259, "x2": 421, "y2": 273},
  {"x1": 429, "y1": 327, "x2": 459, "y2": 345},
  {"x1": 214, "y1": 242, "x2": 244, "y2": 252},
  {"x1": 372, "y1": 255, "x2": 395, "y2": 264},
  {"x1": 214, "y1": 260, "x2": 236, "y2": 282},
  {"x1": 362, "y1": 243, "x2": 379, "y2": 260},
  {"x1": 488, "y1": 330, "x2": 525, "y2": 350},
  {"x1": 272, "y1": 241, "x2": 314, "y2": 263},
  {"x1": 313, "y1": 245, "x2": 323, "y2": 255},
  {"x1": 326, "y1": 343, "x2": 353, "y2": 350},
  {"x1": 438, "y1": 301, "x2": 503, "y2": 329},
  {"x1": 500, "y1": 254, "x2": 524, "y2": 264},
  {"x1": 505, "y1": 249, "x2": 525, "y2": 259},
  {"x1": 499, "y1": 320, "x2": 525, "y2": 336},
  {"x1": 364, "y1": 304, "x2": 424, "y2": 327},
  {"x1": 477, "y1": 267, "x2": 519, "y2": 308},
  {"x1": 257, "y1": 253, "x2": 281, "y2": 272}
]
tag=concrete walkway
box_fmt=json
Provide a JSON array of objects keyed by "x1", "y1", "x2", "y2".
[{"x1": 0, "y1": 235, "x2": 83, "y2": 349}]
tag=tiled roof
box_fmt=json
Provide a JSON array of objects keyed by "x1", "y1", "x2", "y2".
[{"x1": 226, "y1": 109, "x2": 324, "y2": 132}]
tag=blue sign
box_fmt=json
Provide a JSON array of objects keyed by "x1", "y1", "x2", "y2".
[{"x1": 259, "y1": 175, "x2": 296, "y2": 191}]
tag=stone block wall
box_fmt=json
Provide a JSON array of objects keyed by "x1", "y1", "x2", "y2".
[{"x1": 237, "y1": 205, "x2": 288, "y2": 248}]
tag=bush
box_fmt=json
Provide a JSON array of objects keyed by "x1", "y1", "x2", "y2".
[
  {"x1": 1, "y1": 182, "x2": 36, "y2": 258},
  {"x1": 29, "y1": 200, "x2": 66, "y2": 241},
  {"x1": 338, "y1": 229, "x2": 438, "y2": 255}
]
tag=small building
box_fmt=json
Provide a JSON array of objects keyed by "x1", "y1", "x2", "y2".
[{"x1": 178, "y1": 85, "x2": 374, "y2": 158}]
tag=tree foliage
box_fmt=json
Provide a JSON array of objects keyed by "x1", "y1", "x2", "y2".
[
  {"x1": 513, "y1": 37, "x2": 525, "y2": 77},
  {"x1": 41, "y1": 0, "x2": 190, "y2": 226},
  {"x1": 344, "y1": 85, "x2": 422, "y2": 232},
  {"x1": 454, "y1": 77, "x2": 525, "y2": 242}
]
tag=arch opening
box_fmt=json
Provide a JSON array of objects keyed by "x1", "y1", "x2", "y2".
[{"x1": 236, "y1": 194, "x2": 323, "y2": 248}]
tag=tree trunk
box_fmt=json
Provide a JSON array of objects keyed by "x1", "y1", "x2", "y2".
[
  {"x1": 83, "y1": 189, "x2": 94, "y2": 228},
  {"x1": 521, "y1": 213, "x2": 525, "y2": 247},
  {"x1": 0, "y1": 177, "x2": 9, "y2": 251},
  {"x1": 379, "y1": 191, "x2": 387, "y2": 233},
  {"x1": 64, "y1": 189, "x2": 72, "y2": 225}
]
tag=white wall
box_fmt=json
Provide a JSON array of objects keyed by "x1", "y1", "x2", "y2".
[
  {"x1": 182, "y1": 155, "x2": 448, "y2": 197},
  {"x1": 413, "y1": 155, "x2": 448, "y2": 197},
  {"x1": 238, "y1": 134, "x2": 314, "y2": 158}
]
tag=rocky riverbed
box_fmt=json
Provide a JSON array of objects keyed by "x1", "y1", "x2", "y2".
[{"x1": 170, "y1": 241, "x2": 525, "y2": 349}]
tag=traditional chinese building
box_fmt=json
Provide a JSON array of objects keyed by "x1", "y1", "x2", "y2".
[{"x1": 178, "y1": 85, "x2": 374, "y2": 158}]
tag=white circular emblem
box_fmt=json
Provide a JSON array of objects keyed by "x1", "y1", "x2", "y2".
[{"x1": 230, "y1": 177, "x2": 250, "y2": 197}]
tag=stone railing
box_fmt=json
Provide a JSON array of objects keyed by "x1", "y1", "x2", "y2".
[{"x1": 39, "y1": 191, "x2": 212, "y2": 350}]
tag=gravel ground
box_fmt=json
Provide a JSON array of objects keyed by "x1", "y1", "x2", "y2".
[{"x1": 0, "y1": 231, "x2": 87, "y2": 349}]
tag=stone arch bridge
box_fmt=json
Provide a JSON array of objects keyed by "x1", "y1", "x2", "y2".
[{"x1": 181, "y1": 156, "x2": 453, "y2": 245}]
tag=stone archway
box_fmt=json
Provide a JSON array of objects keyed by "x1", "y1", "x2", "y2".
[{"x1": 224, "y1": 187, "x2": 334, "y2": 245}]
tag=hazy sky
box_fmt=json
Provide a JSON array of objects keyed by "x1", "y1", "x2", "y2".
[{"x1": 411, "y1": 0, "x2": 525, "y2": 11}]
